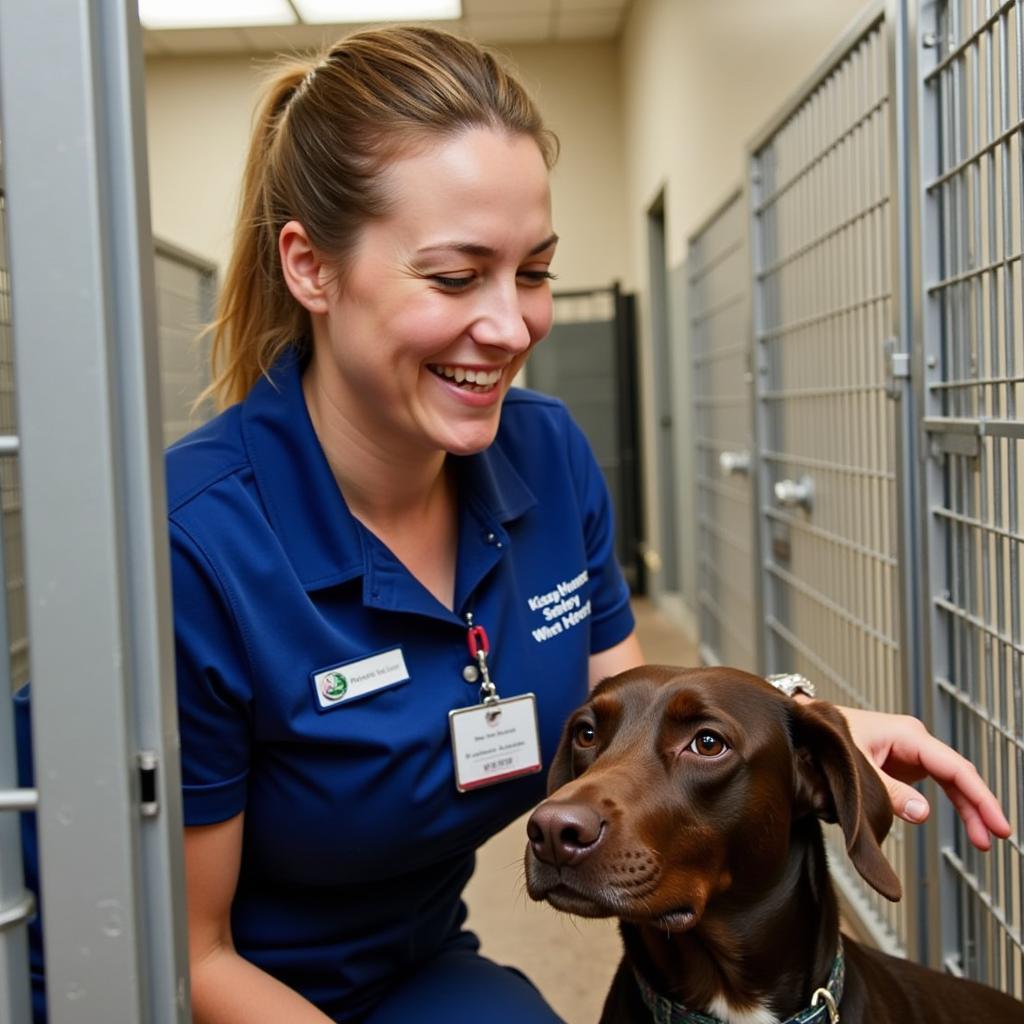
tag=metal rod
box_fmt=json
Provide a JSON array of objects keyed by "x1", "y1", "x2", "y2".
[{"x1": 0, "y1": 790, "x2": 37, "y2": 813}]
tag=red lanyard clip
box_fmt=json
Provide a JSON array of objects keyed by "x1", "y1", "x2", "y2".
[{"x1": 467, "y1": 623, "x2": 490, "y2": 659}]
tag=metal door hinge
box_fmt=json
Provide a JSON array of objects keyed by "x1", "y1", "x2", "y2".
[
  {"x1": 884, "y1": 338, "x2": 910, "y2": 398},
  {"x1": 138, "y1": 751, "x2": 159, "y2": 818}
]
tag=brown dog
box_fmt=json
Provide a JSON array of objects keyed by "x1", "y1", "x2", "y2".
[{"x1": 525, "y1": 666, "x2": 1022, "y2": 1023}]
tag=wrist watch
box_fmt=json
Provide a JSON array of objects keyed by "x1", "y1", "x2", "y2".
[{"x1": 765, "y1": 672, "x2": 816, "y2": 699}]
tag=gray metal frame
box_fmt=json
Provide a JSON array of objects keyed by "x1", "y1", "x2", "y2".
[
  {"x1": 911, "y1": 0, "x2": 1024, "y2": 994},
  {"x1": 748, "y1": 0, "x2": 918, "y2": 958},
  {"x1": 0, "y1": 2, "x2": 188, "y2": 1021}
]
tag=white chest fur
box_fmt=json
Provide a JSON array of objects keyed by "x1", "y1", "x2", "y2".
[{"x1": 705, "y1": 995, "x2": 780, "y2": 1024}]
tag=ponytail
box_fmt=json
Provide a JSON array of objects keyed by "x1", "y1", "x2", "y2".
[
  {"x1": 199, "y1": 60, "x2": 311, "y2": 409},
  {"x1": 200, "y1": 27, "x2": 558, "y2": 410}
]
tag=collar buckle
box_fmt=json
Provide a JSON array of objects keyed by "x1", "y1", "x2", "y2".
[{"x1": 810, "y1": 987, "x2": 839, "y2": 1024}]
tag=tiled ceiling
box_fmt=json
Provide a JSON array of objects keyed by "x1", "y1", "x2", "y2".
[{"x1": 142, "y1": 0, "x2": 632, "y2": 56}]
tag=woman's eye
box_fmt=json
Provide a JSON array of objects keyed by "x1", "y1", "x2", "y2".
[
  {"x1": 688, "y1": 731, "x2": 728, "y2": 757},
  {"x1": 572, "y1": 721, "x2": 596, "y2": 748},
  {"x1": 431, "y1": 274, "x2": 474, "y2": 289},
  {"x1": 517, "y1": 270, "x2": 557, "y2": 286}
]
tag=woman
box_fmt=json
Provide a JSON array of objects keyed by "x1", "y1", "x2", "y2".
[{"x1": 164, "y1": 25, "x2": 1007, "y2": 1024}]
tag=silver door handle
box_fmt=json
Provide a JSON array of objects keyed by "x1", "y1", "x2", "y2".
[
  {"x1": 774, "y1": 476, "x2": 814, "y2": 511},
  {"x1": 719, "y1": 450, "x2": 751, "y2": 476}
]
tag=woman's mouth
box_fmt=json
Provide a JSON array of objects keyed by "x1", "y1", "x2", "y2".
[{"x1": 428, "y1": 364, "x2": 502, "y2": 392}]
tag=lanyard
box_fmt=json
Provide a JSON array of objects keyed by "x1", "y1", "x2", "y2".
[{"x1": 465, "y1": 611, "x2": 500, "y2": 704}]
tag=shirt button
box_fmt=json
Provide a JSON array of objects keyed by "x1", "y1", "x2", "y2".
[{"x1": 462, "y1": 664, "x2": 480, "y2": 683}]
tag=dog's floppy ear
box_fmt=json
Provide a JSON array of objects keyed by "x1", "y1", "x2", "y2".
[
  {"x1": 792, "y1": 700, "x2": 902, "y2": 902},
  {"x1": 546, "y1": 719, "x2": 576, "y2": 795}
]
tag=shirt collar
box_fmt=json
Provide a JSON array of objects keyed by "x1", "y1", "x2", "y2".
[{"x1": 240, "y1": 350, "x2": 537, "y2": 592}]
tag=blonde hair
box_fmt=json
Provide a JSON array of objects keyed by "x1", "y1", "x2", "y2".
[{"x1": 203, "y1": 25, "x2": 559, "y2": 410}]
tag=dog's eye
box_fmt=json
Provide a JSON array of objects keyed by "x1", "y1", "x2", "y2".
[
  {"x1": 572, "y1": 721, "x2": 597, "y2": 747},
  {"x1": 689, "y1": 731, "x2": 728, "y2": 757}
]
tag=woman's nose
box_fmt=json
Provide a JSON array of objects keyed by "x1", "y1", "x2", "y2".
[{"x1": 469, "y1": 282, "x2": 535, "y2": 352}]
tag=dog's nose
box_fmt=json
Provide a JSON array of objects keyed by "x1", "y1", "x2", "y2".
[{"x1": 527, "y1": 801, "x2": 604, "y2": 866}]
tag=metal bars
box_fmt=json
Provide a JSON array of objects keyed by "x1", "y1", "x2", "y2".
[
  {"x1": 0, "y1": 2, "x2": 188, "y2": 1021},
  {"x1": 688, "y1": 192, "x2": 758, "y2": 671},
  {"x1": 684, "y1": 0, "x2": 1024, "y2": 1000},
  {"x1": 916, "y1": 0, "x2": 1024, "y2": 996},
  {"x1": 749, "y1": 9, "x2": 912, "y2": 955}
]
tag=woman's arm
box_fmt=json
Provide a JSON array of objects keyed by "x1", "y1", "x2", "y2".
[
  {"x1": 186, "y1": 815, "x2": 334, "y2": 1024},
  {"x1": 588, "y1": 635, "x2": 1012, "y2": 851},
  {"x1": 588, "y1": 631, "x2": 645, "y2": 689}
]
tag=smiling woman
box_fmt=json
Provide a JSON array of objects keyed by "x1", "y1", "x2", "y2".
[
  {"x1": 154, "y1": 24, "x2": 642, "y2": 1024},
  {"x1": 282, "y1": 129, "x2": 557, "y2": 464}
]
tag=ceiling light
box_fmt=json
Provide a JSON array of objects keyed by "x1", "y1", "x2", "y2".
[
  {"x1": 291, "y1": 1, "x2": 462, "y2": 24},
  {"x1": 138, "y1": 0, "x2": 297, "y2": 30}
]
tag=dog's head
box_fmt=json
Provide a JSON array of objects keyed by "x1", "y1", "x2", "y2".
[{"x1": 524, "y1": 665, "x2": 901, "y2": 933}]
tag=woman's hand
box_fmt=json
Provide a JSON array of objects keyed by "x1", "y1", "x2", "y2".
[{"x1": 837, "y1": 705, "x2": 1012, "y2": 850}]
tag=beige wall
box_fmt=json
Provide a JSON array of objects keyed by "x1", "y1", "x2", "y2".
[
  {"x1": 620, "y1": 0, "x2": 873, "y2": 275},
  {"x1": 143, "y1": 41, "x2": 627, "y2": 292},
  {"x1": 504, "y1": 41, "x2": 627, "y2": 291},
  {"x1": 144, "y1": 54, "x2": 259, "y2": 273}
]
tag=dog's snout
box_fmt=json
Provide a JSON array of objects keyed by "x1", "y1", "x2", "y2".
[{"x1": 527, "y1": 801, "x2": 605, "y2": 867}]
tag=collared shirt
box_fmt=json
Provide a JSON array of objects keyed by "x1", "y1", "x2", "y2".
[{"x1": 166, "y1": 352, "x2": 635, "y2": 1019}]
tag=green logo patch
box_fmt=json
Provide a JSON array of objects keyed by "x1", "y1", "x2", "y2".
[{"x1": 322, "y1": 671, "x2": 348, "y2": 700}]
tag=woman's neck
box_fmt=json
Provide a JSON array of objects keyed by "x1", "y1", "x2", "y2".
[
  {"x1": 302, "y1": 363, "x2": 459, "y2": 609},
  {"x1": 302, "y1": 361, "x2": 449, "y2": 527}
]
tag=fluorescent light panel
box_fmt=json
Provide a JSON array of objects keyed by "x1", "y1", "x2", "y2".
[
  {"x1": 138, "y1": 1, "x2": 297, "y2": 29},
  {"x1": 291, "y1": 1, "x2": 462, "y2": 23}
]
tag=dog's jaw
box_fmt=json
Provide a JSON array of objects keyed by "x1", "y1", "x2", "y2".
[{"x1": 623, "y1": 825, "x2": 842, "y2": 1023}]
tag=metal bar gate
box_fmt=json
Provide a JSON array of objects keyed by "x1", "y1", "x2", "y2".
[
  {"x1": 749, "y1": 1, "x2": 916, "y2": 958},
  {"x1": 915, "y1": 0, "x2": 1024, "y2": 994},
  {"x1": 687, "y1": 0, "x2": 1023, "y2": 998},
  {"x1": 0, "y1": 2, "x2": 189, "y2": 1022}
]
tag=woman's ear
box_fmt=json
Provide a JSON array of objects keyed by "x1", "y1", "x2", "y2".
[{"x1": 279, "y1": 220, "x2": 330, "y2": 314}]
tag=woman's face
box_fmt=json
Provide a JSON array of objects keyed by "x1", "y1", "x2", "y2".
[{"x1": 308, "y1": 127, "x2": 556, "y2": 459}]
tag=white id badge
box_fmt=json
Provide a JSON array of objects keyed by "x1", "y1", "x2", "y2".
[{"x1": 448, "y1": 693, "x2": 543, "y2": 792}]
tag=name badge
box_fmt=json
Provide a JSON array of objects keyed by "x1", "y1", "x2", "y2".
[
  {"x1": 448, "y1": 694, "x2": 542, "y2": 792},
  {"x1": 311, "y1": 647, "x2": 410, "y2": 711}
]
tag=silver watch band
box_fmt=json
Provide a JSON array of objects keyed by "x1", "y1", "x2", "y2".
[{"x1": 765, "y1": 672, "x2": 816, "y2": 699}]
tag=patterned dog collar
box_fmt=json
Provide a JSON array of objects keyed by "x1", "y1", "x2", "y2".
[{"x1": 631, "y1": 938, "x2": 845, "y2": 1024}]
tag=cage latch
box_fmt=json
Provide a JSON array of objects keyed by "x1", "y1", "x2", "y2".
[
  {"x1": 138, "y1": 751, "x2": 159, "y2": 818},
  {"x1": 884, "y1": 338, "x2": 910, "y2": 398}
]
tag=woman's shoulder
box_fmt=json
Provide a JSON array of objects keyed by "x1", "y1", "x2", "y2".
[
  {"x1": 497, "y1": 387, "x2": 588, "y2": 459},
  {"x1": 498, "y1": 386, "x2": 576, "y2": 438},
  {"x1": 165, "y1": 404, "x2": 249, "y2": 516}
]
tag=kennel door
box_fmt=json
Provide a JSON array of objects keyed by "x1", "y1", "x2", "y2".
[{"x1": 749, "y1": 7, "x2": 913, "y2": 957}]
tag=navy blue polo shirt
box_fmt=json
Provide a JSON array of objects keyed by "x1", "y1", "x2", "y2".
[{"x1": 166, "y1": 352, "x2": 634, "y2": 1020}]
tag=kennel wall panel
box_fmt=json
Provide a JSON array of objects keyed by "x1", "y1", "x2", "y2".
[{"x1": 688, "y1": 191, "x2": 759, "y2": 671}]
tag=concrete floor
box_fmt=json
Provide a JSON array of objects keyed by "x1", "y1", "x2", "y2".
[{"x1": 463, "y1": 598, "x2": 698, "y2": 1024}]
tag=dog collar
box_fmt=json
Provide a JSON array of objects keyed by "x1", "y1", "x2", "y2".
[{"x1": 631, "y1": 938, "x2": 845, "y2": 1024}]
